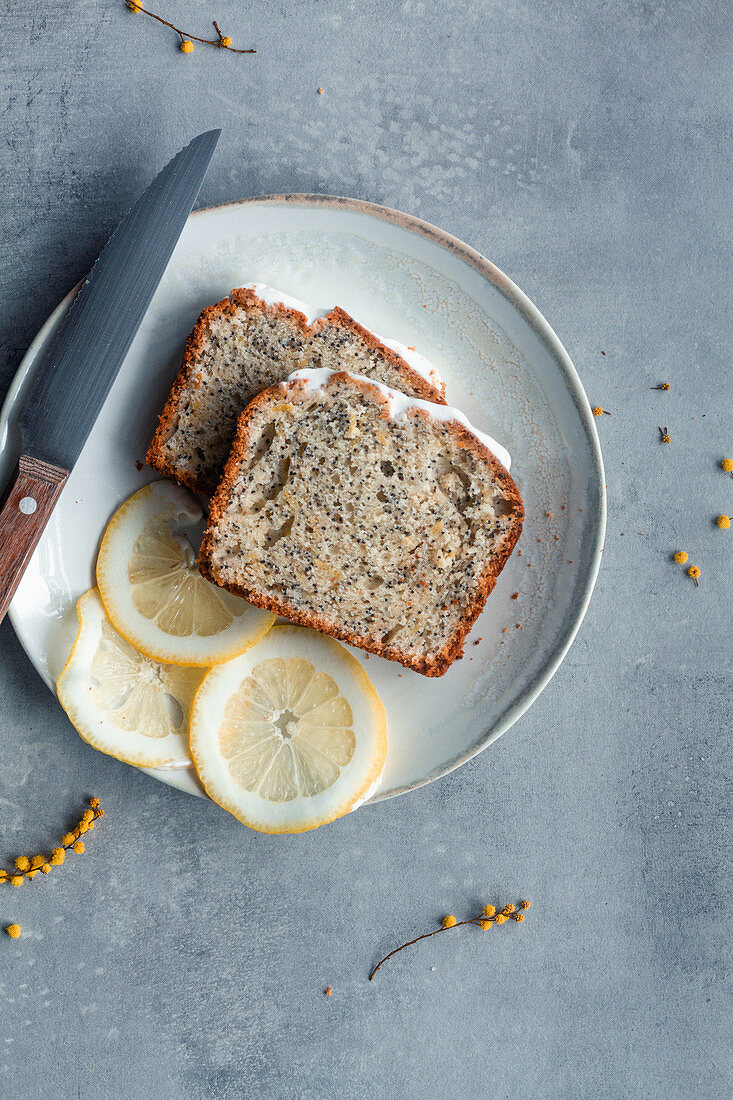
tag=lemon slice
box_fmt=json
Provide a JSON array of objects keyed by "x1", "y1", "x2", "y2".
[
  {"x1": 96, "y1": 481, "x2": 276, "y2": 666},
  {"x1": 189, "y1": 626, "x2": 388, "y2": 833},
  {"x1": 57, "y1": 589, "x2": 203, "y2": 767}
]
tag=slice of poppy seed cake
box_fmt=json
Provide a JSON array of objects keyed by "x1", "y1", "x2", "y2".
[
  {"x1": 198, "y1": 370, "x2": 523, "y2": 677},
  {"x1": 146, "y1": 285, "x2": 447, "y2": 495}
]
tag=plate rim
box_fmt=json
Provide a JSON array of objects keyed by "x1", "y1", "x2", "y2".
[{"x1": 1, "y1": 193, "x2": 606, "y2": 803}]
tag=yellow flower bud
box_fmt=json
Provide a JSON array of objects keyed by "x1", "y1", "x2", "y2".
[
  {"x1": 10, "y1": 875, "x2": 24, "y2": 887},
  {"x1": 503, "y1": 904, "x2": 515, "y2": 914},
  {"x1": 441, "y1": 915, "x2": 457, "y2": 929},
  {"x1": 14, "y1": 856, "x2": 30, "y2": 872},
  {"x1": 220, "y1": 35, "x2": 232, "y2": 47},
  {"x1": 77, "y1": 821, "x2": 88, "y2": 835},
  {"x1": 61, "y1": 833, "x2": 75, "y2": 847},
  {"x1": 515, "y1": 912, "x2": 525, "y2": 922},
  {"x1": 180, "y1": 39, "x2": 194, "y2": 53},
  {"x1": 495, "y1": 914, "x2": 506, "y2": 925},
  {"x1": 5, "y1": 924, "x2": 21, "y2": 938},
  {"x1": 716, "y1": 515, "x2": 730, "y2": 530},
  {"x1": 482, "y1": 904, "x2": 495, "y2": 918},
  {"x1": 88, "y1": 798, "x2": 100, "y2": 809},
  {"x1": 479, "y1": 919, "x2": 493, "y2": 931},
  {"x1": 520, "y1": 899, "x2": 531, "y2": 910},
  {"x1": 673, "y1": 551, "x2": 688, "y2": 564},
  {"x1": 721, "y1": 458, "x2": 733, "y2": 473},
  {"x1": 73, "y1": 841, "x2": 85, "y2": 854},
  {"x1": 41, "y1": 863, "x2": 52, "y2": 874},
  {"x1": 50, "y1": 848, "x2": 65, "y2": 866},
  {"x1": 30, "y1": 855, "x2": 45, "y2": 869},
  {"x1": 81, "y1": 809, "x2": 94, "y2": 823}
]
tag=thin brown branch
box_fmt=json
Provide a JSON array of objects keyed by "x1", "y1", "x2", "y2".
[
  {"x1": 369, "y1": 920, "x2": 474, "y2": 980},
  {"x1": 128, "y1": 4, "x2": 256, "y2": 53},
  {"x1": 369, "y1": 902, "x2": 530, "y2": 981}
]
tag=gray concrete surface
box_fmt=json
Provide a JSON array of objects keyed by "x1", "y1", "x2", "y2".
[{"x1": 1, "y1": 2, "x2": 730, "y2": 1097}]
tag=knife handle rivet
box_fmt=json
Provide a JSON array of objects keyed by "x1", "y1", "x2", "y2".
[{"x1": 19, "y1": 496, "x2": 38, "y2": 516}]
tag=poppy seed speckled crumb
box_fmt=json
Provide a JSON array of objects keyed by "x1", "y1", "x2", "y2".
[
  {"x1": 199, "y1": 372, "x2": 523, "y2": 676},
  {"x1": 146, "y1": 287, "x2": 446, "y2": 494}
]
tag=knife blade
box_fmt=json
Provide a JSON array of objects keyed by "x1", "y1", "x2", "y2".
[{"x1": 0, "y1": 130, "x2": 220, "y2": 622}]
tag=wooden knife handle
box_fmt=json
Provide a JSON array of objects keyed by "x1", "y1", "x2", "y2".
[{"x1": 0, "y1": 454, "x2": 70, "y2": 623}]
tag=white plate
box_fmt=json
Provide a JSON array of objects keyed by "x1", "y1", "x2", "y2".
[{"x1": 0, "y1": 196, "x2": 605, "y2": 803}]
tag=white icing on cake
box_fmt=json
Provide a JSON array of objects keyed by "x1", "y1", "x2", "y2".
[
  {"x1": 246, "y1": 284, "x2": 443, "y2": 389},
  {"x1": 288, "y1": 367, "x2": 512, "y2": 471},
  {"x1": 371, "y1": 334, "x2": 443, "y2": 389},
  {"x1": 248, "y1": 283, "x2": 330, "y2": 327}
]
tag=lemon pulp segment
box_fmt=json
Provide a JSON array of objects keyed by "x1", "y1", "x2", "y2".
[
  {"x1": 189, "y1": 626, "x2": 388, "y2": 833},
  {"x1": 91, "y1": 617, "x2": 201, "y2": 739},
  {"x1": 128, "y1": 517, "x2": 240, "y2": 637},
  {"x1": 218, "y1": 657, "x2": 356, "y2": 801},
  {"x1": 57, "y1": 589, "x2": 200, "y2": 767}
]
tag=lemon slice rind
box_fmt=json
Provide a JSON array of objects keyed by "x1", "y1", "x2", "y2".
[
  {"x1": 189, "y1": 626, "x2": 388, "y2": 833},
  {"x1": 96, "y1": 481, "x2": 276, "y2": 667},
  {"x1": 57, "y1": 589, "x2": 202, "y2": 767}
]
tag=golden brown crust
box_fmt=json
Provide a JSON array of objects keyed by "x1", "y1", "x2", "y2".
[
  {"x1": 199, "y1": 373, "x2": 524, "y2": 677},
  {"x1": 145, "y1": 296, "x2": 240, "y2": 494},
  {"x1": 146, "y1": 288, "x2": 447, "y2": 494}
]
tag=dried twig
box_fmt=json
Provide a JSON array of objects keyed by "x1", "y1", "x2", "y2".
[
  {"x1": 126, "y1": 3, "x2": 256, "y2": 54},
  {"x1": 369, "y1": 900, "x2": 530, "y2": 981}
]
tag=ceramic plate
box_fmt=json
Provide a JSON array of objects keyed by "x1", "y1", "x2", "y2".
[{"x1": 0, "y1": 196, "x2": 605, "y2": 802}]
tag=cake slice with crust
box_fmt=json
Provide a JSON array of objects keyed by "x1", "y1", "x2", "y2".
[
  {"x1": 199, "y1": 369, "x2": 523, "y2": 677},
  {"x1": 146, "y1": 285, "x2": 446, "y2": 495}
]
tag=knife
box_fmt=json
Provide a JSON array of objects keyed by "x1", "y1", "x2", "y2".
[{"x1": 0, "y1": 129, "x2": 220, "y2": 623}]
